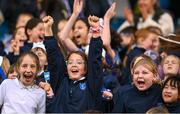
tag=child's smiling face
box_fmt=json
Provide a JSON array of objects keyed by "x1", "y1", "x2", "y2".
[{"x1": 162, "y1": 80, "x2": 180, "y2": 103}]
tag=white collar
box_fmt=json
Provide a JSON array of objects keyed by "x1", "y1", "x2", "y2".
[
  {"x1": 15, "y1": 78, "x2": 37, "y2": 90},
  {"x1": 73, "y1": 77, "x2": 86, "y2": 83}
]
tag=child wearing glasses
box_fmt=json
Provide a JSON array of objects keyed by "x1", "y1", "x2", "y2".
[{"x1": 46, "y1": 12, "x2": 104, "y2": 112}]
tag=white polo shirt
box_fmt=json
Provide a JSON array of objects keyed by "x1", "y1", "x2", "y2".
[{"x1": 0, "y1": 78, "x2": 46, "y2": 113}]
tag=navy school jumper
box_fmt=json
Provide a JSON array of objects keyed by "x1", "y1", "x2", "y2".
[
  {"x1": 112, "y1": 84, "x2": 163, "y2": 113},
  {"x1": 46, "y1": 37, "x2": 103, "y2": 113}
]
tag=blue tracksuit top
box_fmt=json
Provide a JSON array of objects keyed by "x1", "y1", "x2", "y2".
[{"x1": 46, "y1": 37, "x2": 103, "y2": 113}]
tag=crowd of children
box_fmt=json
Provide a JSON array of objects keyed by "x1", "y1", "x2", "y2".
[{"x1": 0, "y1": 0, "x2": 180, "y2": 113}]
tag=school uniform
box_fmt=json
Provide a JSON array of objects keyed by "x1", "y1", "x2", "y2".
[
  {"x1": 112, "y1": 84, "x2": 163, "y2": 113},
  {"x1": 100, "y1": 72, "x2": 121, "y2": 112},
  {"x1": 0, "y1": 78, "x2": 46, "y2": 113},
  {"x1": 7, "y1": 36, "x2": 66, "y2": 95},
  {"x1": 166, "y1": 101, "x2": 180, "y2": 113},
  {"x1": 119, "y1": 46, "x2": 128, "y2": 62},
  {"x1": 43, "y1": 36, "x2": 66, "y2": 95},
  {"x1": 46, "y1": 37, "x2": 103, "y2": 113}
]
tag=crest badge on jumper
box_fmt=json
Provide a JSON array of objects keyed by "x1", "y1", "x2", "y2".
[{"x1": 79, "y1": 82, "x2": 86, "y2": 90}]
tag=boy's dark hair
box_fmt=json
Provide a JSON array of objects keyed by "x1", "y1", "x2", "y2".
[
  {"x1": 73, "y1": 18, "x2": 90, "y2": 30},
  {"x1": 119, "y1": 26, "x2": 137, "y2": 35},
  {"x1": 163, "y1": 75, "x2": 180, "y2": 95},
  {"x1": 110, "y1": 30, "x2": 122, "y2": 50},
  {"x1": 25, "y1": 18, "x2": 43, "y2": 39}
]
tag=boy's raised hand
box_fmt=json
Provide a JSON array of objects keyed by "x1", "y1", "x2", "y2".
[
  {"x1": 88, "y1": 15, "x2": 100, "y2": 28},
  {"x1": 73, "y1": 0, "x2": 84, "y2": 16},
  {"x1": 42, "y1": 16, "x2": 54, "y2": 29},
  {"x1": 103, "y1": 2, "x2": 116, "y2": 47},
  {"x1": 123, "y1": 7, "x2": 134, "y2": 24},
  {"x1": 104, "y1": 2, "x2": 116, "y2": 21},
  {"x1": 10, "y1": 39, "x2": 20, "y2": 55},
  {"x1": 42, "y1": 16, "x2": 54, "y2": 36},
  {"x1": 88, "y1": 15, "x2": 102, "y2": 38}
]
